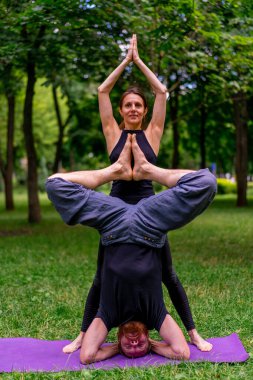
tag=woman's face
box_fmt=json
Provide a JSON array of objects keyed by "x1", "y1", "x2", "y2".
[{"x1": 119, "y1": 94, "x2": 147, "y2": 128}]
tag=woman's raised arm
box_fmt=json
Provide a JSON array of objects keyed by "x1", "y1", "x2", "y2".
[
  {"x1": 132, "y1": 34, "x2": 168, "y2": 154},
  {"x1": 98, "y1": 37, "x2": 134, "y2": 153}
]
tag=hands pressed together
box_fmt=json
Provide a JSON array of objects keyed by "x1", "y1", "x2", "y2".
[{"x1": 125, "y1": 34, "x2": 141, "y2": 64}]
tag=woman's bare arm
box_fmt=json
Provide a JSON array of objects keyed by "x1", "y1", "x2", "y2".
[
  {"x1": 98, "y1": 37, "x2": 134, "y2": 153},
  {"x1": 132, "y1": 34, "x2": 167, "y2": 154}
]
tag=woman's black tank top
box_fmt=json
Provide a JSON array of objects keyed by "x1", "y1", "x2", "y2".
[{"x1": 109, "y1": 130, "x2": 157, "y2": 204}]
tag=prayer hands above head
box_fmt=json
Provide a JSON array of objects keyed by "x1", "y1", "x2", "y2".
[
  {"x1": 132, "y1": 34, "x2": 140, "y2": 63},
  {"x1": 125, "y1": 35, "x2": 134, "y2": 63},
  {"x1": 125, "y1": 34, "x2": 141, "y2": 64}
]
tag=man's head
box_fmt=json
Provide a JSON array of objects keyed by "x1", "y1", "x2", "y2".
[{"x1": 117, "y1": 321, "x2": 150, "y2": 358}]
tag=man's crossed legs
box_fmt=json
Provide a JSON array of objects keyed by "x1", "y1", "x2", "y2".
[{"x1": 47, "y1": 134, "x2": 216, "y2": 248}]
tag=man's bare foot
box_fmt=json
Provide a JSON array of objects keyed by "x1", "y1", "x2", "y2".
[
  {"x1": 115, "y1": 134, "x2": 132, "y2": 181},
  {"x1": 62, "y1": 332, "x2": 84, "y2": 354},
  {"x1": 188, "y1": 329, "x2": 213, "y2": 352},
  {"x1": 132, "y1": 134, "x2": 151, "y2": 181}
]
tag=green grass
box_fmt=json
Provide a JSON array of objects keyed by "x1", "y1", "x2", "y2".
[{"x1": 0, "y1": 191, "x2": 253, "y2": 379}]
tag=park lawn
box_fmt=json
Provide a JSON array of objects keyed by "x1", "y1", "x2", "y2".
[{"x1": 0, "y1": 191, "x2": 252, "y2": 380}]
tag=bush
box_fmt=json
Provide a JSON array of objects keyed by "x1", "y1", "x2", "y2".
[
  {"x1": 217, "y1": 178, "x2": 237, "y2": 194},
  {"x1": 247, "y1": 181, "x2": 253, "y2": 197}
]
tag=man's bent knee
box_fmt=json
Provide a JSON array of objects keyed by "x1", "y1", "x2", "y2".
[
  {"x1": 186, "y1": 169, "x2": 217, "y2": 208},
  {"x1": 172, "y1": 344, "x2": 190, "y2": 360},
  {"x1": 80, "y1": 348, "x2": 97, "y2": 364},
  {"x1": 201, "y1": 170, "x2": 217, "y2": 199}
]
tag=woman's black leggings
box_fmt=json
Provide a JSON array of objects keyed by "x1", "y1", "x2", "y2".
[{"x1": 81, "y1": 238, "x2": 195, "y2": 332}]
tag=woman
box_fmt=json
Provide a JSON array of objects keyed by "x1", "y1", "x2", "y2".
[{"x1": 63, "y1": 34, "x2": 212, "y2": 353}]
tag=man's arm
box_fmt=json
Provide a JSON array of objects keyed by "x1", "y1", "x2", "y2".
[
  {"x1": 88, "y1": 343, "x2": 119, "y2": 363},
  {"x1": 149, "y1": 339, "x2": 188, "y2": 360}
]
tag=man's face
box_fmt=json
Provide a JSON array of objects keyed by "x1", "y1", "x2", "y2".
[{"x1": 120, "y1": 332, "x2": 150, "y2": 358}]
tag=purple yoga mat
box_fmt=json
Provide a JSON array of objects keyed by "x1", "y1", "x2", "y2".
[{"x1": 0, "y1": 333, "x2": 249, "y2": 373}]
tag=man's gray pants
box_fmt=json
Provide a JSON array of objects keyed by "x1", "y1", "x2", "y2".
[{"x1": 46, "y1": 169, "x2": 217, "y2": 249}]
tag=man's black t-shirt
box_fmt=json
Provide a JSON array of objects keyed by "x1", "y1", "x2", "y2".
[{"x1": 96, "y1": 243, "x2": 168, "y2": 331}]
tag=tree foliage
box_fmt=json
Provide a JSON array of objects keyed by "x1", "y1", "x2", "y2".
[{"x1": 0, "y1": 0, "x2": 253, "y2": 220}]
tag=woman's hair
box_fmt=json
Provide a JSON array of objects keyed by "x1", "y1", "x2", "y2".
[
  {"x1": 119, "y1": 86, "x2": 148, "y2": 109},
  {"x1": 119, "y1": 86, "x2": 148, "y2": 129}
]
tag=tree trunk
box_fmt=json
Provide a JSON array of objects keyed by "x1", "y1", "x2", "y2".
[
  {"x1": 52, "y1": 86, "x2": 64, "y2": 173},
  {"x1": 52, "y1": 86, "x2": 72, "y2": 173},
  {"x1": 23, "y1": 59, "x2": 41, "y2": 223},
  {"x1": 20, "y1": 24, "x2": 46, "y2": 222},
  {"x1": 232, "y1": 91, "x2": 248, "y2": 207},
  {"x1": 170, "y1": 90, "x2": 179, "y2": 168},
  {"x1": 200, "y1": 104, "x2": 207, "y2": 169},
  {"x1": 5, "y1": 94, "x2": 15, "y2": 210}
]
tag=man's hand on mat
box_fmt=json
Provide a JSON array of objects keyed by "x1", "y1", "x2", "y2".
[
  {"x1": 62, "y1": 332, "x2": 84, "y2": 354},
  {"x1": 188, "y1": 329, "x2": 213, "y2": 352}
]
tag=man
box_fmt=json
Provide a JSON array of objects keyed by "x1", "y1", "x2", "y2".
[{"x1": 46, "y1": 134, "x2": 216, "y2": 363}]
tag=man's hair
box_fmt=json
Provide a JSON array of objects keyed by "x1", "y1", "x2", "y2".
[{"x1": 117, "y1": 321, "x2": 149, "y2": 350}]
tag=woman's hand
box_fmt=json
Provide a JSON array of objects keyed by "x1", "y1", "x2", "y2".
[
  {"x1": 125, "y1": 35, "x2": 134, "y2": 63},
  {"x1": 125, "y1": 34, "x2": 140, "y2": 64},
  {"x1": 133, "y1": 34, "x2": 141, "y2": 63}
]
